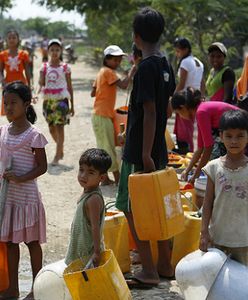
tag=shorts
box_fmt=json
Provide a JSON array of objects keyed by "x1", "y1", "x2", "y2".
[
  {"x1": 91, "y1": 114, "x2": 119, "y2": 172},
  {"x1": 43, "y1": 98, "x2": 70, "y2": 126},
  {"x1": 115, "y1": 161, "x2": 142, "y2": 212}
]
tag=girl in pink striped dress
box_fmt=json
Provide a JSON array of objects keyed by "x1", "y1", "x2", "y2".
[{"x1": 0, "y1": 81, "x2": 48, "y2": 299}]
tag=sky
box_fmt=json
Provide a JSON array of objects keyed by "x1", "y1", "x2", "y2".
[{"x1": 4, "y1": 0, "x2": 85, "y2": 28}]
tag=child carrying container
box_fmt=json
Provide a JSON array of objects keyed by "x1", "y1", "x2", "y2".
[
  {"x1": 200, "y1": 110, "x2": 248, "y2": 266},
  {"x1": 91, "y1": 45, "x2": 135, "y2": 185},
  {"x1": 65, "y1": 148, "x2": 112, "y2": 267},
  {"x1": 116, "y1": 7, "x2": 176, "y2": 288},
  {"x1": 0, "y1": 81, "x2": 48, "y2": 299}
]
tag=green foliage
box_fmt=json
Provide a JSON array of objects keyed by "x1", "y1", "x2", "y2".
[{"x1": 0, "y1": 0, "x2": 12, "y2": 13}]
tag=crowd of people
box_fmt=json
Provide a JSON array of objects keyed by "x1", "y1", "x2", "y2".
[{"x1": 0, "y1": 5, "x2": 248, "y2": 299}]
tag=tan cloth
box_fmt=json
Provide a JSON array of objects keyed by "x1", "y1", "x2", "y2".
[
  {"x1": 203, "y1": 158, "x2": 248, "y2": 247},
  {"x1": 215, "y1": 244, "x2": 248, "y2": 266}
]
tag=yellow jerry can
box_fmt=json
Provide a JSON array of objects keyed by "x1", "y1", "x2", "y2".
[
  {"x1": 63, "y1": 249, "x2": 132, "y2": 300},
  {"x1": 104, "y1": 211, "x2": 131, "y2": 273},
  {"x1": 128, "y1": 168, "x2": 185, "y2": 241},
  {"x1": 171, "y1": 211, "x2": 202, "y2": 268}
]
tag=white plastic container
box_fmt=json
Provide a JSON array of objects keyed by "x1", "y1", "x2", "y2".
[
  {"x1": 175, "y1": 249, "x2": 227, "y2": 300},
  {"x1": 207, "y1": 256, "x2": 248, "y2": 299},
  {"x1": 176, "y1": 248, "x2": 248, "y2": 300},
  {"x1": 33, "y1": 259, "x2": 72, "y2": 300}
]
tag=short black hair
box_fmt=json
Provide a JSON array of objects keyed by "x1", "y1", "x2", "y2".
[
  {"x1": 79, "y1": 148, "x2": 112, "y2": 174},
  {"x1": 219, "y1": 109, "x2": 248, "y2": 132},
  {"x1": 133, "y1": 7, "x2": 165, "y2": 43}
]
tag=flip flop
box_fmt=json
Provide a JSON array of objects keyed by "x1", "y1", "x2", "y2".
[{"x1": 126, "y1": 277, "x2": 158, "y2": 289}]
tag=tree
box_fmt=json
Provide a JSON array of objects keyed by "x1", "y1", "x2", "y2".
[
  {"x1": 34, "y1": 0, "x2": 248, "y2": 68},
  {"x1": 0, "y1": 0, "x2": 12, "y2": 15}
]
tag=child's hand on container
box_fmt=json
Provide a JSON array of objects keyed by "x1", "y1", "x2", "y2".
[
  {"x1": 199, "y1": 230, "x2": 211, "y2": 252},
  {"x1": 3, "y1": 170, "x2": 22, "y2": 183},
  {"x1": 91, "y1": 252, "x2": 101, "y2": 268}
]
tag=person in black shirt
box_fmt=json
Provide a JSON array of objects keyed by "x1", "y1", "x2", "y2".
[{"x1": 116, "y1": 7, "x2": 176, "y2": 287}]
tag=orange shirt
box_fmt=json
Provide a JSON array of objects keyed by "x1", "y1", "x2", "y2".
[
  {"x1": 93, "y1": 67, "x2": 119, "y2": 118},
  {"x1": 0, "y1": 50, "x2": 29, "y2": 84}
]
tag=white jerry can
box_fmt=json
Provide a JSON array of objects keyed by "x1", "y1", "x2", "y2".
[
  {"x1": 176, "y1": 248, "x2": 248, "y2": 300},
  {"x1": 33, "y1": 259, "x2": 72, "y2": 300}
]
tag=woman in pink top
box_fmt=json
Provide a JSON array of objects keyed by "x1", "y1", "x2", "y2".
[
  {"x1": 0, "y1": 82, "x2": 47, "y2": 299},
  {"x1": 170, "y1": 87, "x2": 238, "y2": 184}
]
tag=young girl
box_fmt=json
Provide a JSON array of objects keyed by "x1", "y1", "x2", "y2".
[
  {"x1": 173, "y1": 37, "x2": 204, "y2": 154},
  {"x1": 0, "y1": 81, "x2": 48, "y2": 299},
  {"x1": 200, "y1": 110, "x2": 248, "y2": 266},
  {"x1": 206, "y1": 42, "x2": 235, "y2": 103},
  {"x1": 91, "y1": 45, "x2": 135, "y2": 185},
  {"x1": 170, "y1": 87, "x2": 238, "y2": 184},
  {"x1": 0, "y1": 30, "x2": 30, "y2": 115},
  {"x1": 39, "y1": 38, "x2": 74, "y2": 166}
]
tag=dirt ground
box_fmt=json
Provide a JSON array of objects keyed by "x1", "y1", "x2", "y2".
[{"x1": 0, "y1": 53, "x2": 183, "y2": 299}]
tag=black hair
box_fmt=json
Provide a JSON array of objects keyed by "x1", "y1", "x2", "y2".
[
  {"x1": 6, "y1": 29, "x2": 20, "y2": 46},
  {"x1": 219, "y1": 109, "x2": 248, "y2": 132},
  {"x1": 171, "y1": 87, "x2": 202, "y2": 110},
  {"x1": 174, "y1": 37, "x2": 192, "y2": 52},
  {"x1": 103, "y1": 54, "x2": 115, "y2": 67},
  {"x1": 133, "y1": 7, "x2": 165, "y2": 43},
  {"x1": 79, "y1": 148, "x2": 112, "y2": 174},
  {"x1": 3, "y1": 81, "x2": 37, "y2": 124},
  {"x1": 132, "y1": 43, "x2": 142, "y2": 59}
]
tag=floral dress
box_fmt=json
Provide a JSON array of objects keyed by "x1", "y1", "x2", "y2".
[{"x1": 41, "y1": 62, "x2": 71, "y2": 126}]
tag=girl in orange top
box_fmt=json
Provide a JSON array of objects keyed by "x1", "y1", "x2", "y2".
[
  {"x1": 91, "y1": 45, "x2": 135, "y2": 185},
  {"x1": 0, "y1": 30, "x2": 30, "y2": 115}
]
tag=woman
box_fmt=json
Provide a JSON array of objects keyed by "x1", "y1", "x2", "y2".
[
  {"x1": 173, "y1": 37, "x2": 204, "y2": 153},
  {"x1": 206, "y1": 42, "x2": 235, "y2": 103},
  {"x1": 171, "y1": 87, "x2": 238, "y2": 184}
]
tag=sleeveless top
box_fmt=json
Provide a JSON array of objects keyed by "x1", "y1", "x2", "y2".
[
  {"x1": 206, "y1": 66, "x2": 229, "y2": 101},
  {"x1": 65, "y1": 188, "x2": 105, "y2": 265},
  {"x1": 41, "y1": 62, "x2": 71, "y2": 100}
]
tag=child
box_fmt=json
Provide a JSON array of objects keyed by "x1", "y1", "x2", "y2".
[
  {"x1": 91, "y1": 45, "x2": 135, "y2": 185},
  {"x1": 116, "y1": 7, "x2": 176, "y2": 288},
  {"x1": 171, "y1": 87, "x2": 238, "y2": 184},
  {"x1": 0, "y1": 81, "x2": 48, "y2": 299},
  {"x1": 65, "y1": 148, "x2": 112, "y2": 267},
  {"x1": 206, "y1": 42, "x2": 235, "y2": 103},
  {"x1": 39, "y1": 38, "x2": 74, "y2": 166},
  {"x1": 200, "y1": 109, "x2": 248, "y2": 266},
  {"x1": 173, "y1": 37, "x2": 204, "y2": 154},
  {"x1": 0, "y1": 30, "x2": 31, "y2": 115}
]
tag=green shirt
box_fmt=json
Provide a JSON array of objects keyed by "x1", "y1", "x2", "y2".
[{"x1": 65, "y1": 188, "x2": 105, "y2": 265}]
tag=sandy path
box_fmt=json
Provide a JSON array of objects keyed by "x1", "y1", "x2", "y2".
[{"x1": 0, "y1": 53, "x2": 183, "y2": 299}]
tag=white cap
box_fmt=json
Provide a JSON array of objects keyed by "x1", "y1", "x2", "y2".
[
  {"x1": 48, "y1": 39, "x2": 62, "y2": 48},
  {"x1": 103, "y1": 45, "x2": 126, "y2": 56}
]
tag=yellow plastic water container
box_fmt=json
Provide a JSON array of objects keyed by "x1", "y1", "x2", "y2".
[
  {"x1": 128, "y1": 168, "x2": 185, "y2": 240},
  {"x1": 104, "y1": 211, "x2": 131, "y2": 273},
  {"x1": 63, "y1": 249, "x2": 132, "y2": 300},
  {"x1": 171, "y1": 211, "x2": 201, "y2": 268}
]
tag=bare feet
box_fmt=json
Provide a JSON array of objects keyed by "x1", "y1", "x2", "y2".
[
  {"x1": 132, "y1": 270, "x2": 160, "y2": 285},
  {"x1": 157, "y1": 265, "x2": 175, "y2": 279}
]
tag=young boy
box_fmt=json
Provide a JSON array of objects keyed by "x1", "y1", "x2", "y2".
[
  {"x1": 116, "y1": 7, "x2": 176, "y2": 287},
  {"x1": 65, "y1": 148, "x2": 112, "y2": 267}
]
